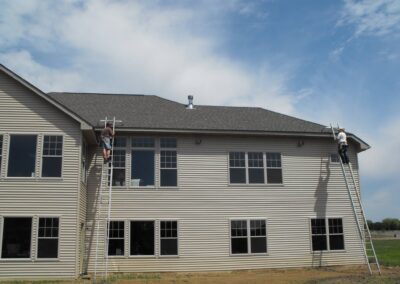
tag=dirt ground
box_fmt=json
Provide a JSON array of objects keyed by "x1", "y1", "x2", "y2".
[{"x1": 102, "y1": 265, "x2": 400, "y2": 284}]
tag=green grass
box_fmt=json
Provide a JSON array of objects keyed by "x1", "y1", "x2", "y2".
[{"x1": 373, "y1": 239, "x2": 400, "y2": 266}]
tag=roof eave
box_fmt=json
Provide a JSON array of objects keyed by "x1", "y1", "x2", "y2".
[{"x1": 0, "y1": 64, "x2": 92, "y2": 130}]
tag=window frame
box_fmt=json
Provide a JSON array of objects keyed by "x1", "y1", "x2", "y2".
[
  {"x1": 110, "y1": 136, "x2": 127, "y2": 187},
  {"x1": 36, "y1": 216, "x2": 60, "y2": 260},
  {"x1": 159, "y1": 138, "x2": 178, "y2": 188},
  {"x1": 0, "y1": 216, "x2": 34, "y2": 260},
  {"x1": 309, "y1": 217, "x2": 346, "y2": 253},
  {"x1": 130, "y1": 137, "x2": 156, "y2": 188},
  {"x1": 40, "y1": 135, "x2": 64, "y2": 179},
  {"x1": 128, "y1": 219, "x2": 156, "y2": 258},
  {"x1": 106, "y1": 220, "x2": 125, "y2": 258},
  {"x1": 228, "y1": 151, "x2": 284, "y2": 186},
  {"x1": 159, "y1": 219, "x2": 179, "y2": 257},
  {"x1": 229, "y1": 218, "x2": 268, "y2": 256},
  {"x1": 6, "y1": 134, "x2": 38, "y2": 179},
  {"x1": 330, "y1": 153, "x2": 340, "y2": 164}
]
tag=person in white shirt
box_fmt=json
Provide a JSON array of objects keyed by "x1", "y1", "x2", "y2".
[{"x1": 337, "y1": 128, "x2": 349, "y2": 164}]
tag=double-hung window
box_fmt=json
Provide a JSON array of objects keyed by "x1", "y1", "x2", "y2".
[
  {"x1": 229, "y1": 152, "x2": 246, "y2": 184},
  {"x1": 266, "y1": 153, "x2": 282, "y2": 184},
  {"x1": 1, "y1": 217, "x2": 32, "y2": 258},
  {"x1": 42, "y1": 135, "x2": 63, "y2": 177},
  {"x1": 131, "y1": 138, "x2": 155, "y2": 187},
  {"x1": 311, "y1": 218, "x2": 344, "y2": 251},
  {"x1": 112, "y1": 137, "x2": 126, "y2": 186},
  {"x1": 108, "y1": 221, "x2": 124, "y2": 256},
  {"x1": 160, "y1": 220, "x2": 178, "y2": 256},
  {"x1": 231, "y1": 219, "x2": 267, "y2": 255},
  {"x1": 160, "y1": 138, "x2": 177, "y2": 187},
  {"x1": 37, "y1": 217, "x2": 59, "y2": 258},
  {"x1": 248, "y1": 152, "x2": 264, "y2": 184},
  {"x1": 8, "y1": 135, "x2": 37, "y2": 177}
]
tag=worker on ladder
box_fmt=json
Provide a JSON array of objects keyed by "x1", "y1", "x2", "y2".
[
  {"x1": 101, "y1": 121, "x2": 115, "y2": 162},
  {"x1": 337, "y1": 127, "x2": 349, "y2": 164}
]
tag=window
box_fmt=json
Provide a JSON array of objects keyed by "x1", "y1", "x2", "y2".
[
  {"x1": 131, "y1": 138, "x2": 155, "y2": 187},
  {"x1": 37, "y1": 217, "x2": 59, "y2": 258},
  {"x1": 248, "y1": 152, "x2": 264, "y2": 184},
  {"x1": 160, "y1": 221, "x2": 178, "y2": 256},
  {"x1": 330, "y1": 154, "x2": 340, "y2": 163},
  {"x1": 160, "y1": 138, "x2": 177, "y2": 187},
  {"x1": 8, "y1": 135, "x2": 37, "y2": 177},
  {"x1": 108, "y1": 221, "x2": 124, "y2": 256},
  {"x1": 231, "y1": 219, "x2": 267, "y2": 255},
  {"x1": 266, "y1": 153, "x2": 282, "y2": 184},
  {"x1": 229, "y1": 152, "x2": 246, "y2": 184},
  {"x1": 311, "y1": 218, "x2": 344, "y2": 251},
  {"x1": 111, "y1": 137, "x2": 126, "y2": 186},
  {"x1": 0, "y1": 135, "x2": 3, "y2": 174},
  {"x1": 42, "y1": 135, "x2": 63, "y2": 177},
  {"x1": 1, "y1": 217, "x2": 32, "y2": 258},
  {"x1": 328, "y1": 218, "x2": 345, "y2": 250},
  {"x1": 130, "y1": 221, "x2": 155, "y2": 255}
]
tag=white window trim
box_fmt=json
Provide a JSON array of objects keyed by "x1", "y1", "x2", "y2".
[
  {"x1": 128, "y1": 219, "x2": 156, "y2": 258},
  {"x1": 158, "y1": 219, "x2": 179, "y2": 258},
  {"x1": 229, "y1": 217, "x2": 268, "y2": 256},
  {"x1": 5, "y1": 133, "x2": 38, "y2": 179},
  {"x1": 159, "y1": 138, "x2": 178, "y2": 188},
  {"x1": 309, "y1": 216, "x2": 346, "y2": 253},
  {"x1": 40, "y1": 134, "x2": 64, "y2": 179},
  {"x1": 35, "y1": 216, "x2": 61, "y2": 261},
  {"x1": 110, "y1": 136, "x2": 128, "y2": 188},
  {"x1": 228, "y1": 151, "x2": 284, "y2": 186},
  {"x1": 130, "y1": 137, "x2": 157, "y2": 189},
  {"x1": 106, "y1": 220, "x2": 126, "y2": 258},
  {"x1": 0, "y1": 215, "x2": 34, "y2": 261}
]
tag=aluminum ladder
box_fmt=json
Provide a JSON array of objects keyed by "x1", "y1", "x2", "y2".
[
  {"x1": 93, "y1": 117, "x2": 120, "y2": 283},
  {"x1": 330, "y1": 124, "x2": 381, "y2": 275}
]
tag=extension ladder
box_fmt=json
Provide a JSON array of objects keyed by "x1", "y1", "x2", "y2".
[
  {"x1": 94, "y1": 117, "x2": 121, "y2": 282},
  {"x1": 330, "y1": 124, "x2": 381, "y2": 275}
]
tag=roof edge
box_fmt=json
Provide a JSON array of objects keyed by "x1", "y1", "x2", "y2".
[{"x1": 0, "y1": 64, "x2": 92, "y2": 130}]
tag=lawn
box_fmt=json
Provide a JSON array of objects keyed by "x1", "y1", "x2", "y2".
[{"x1": 373, "y1": 239, "x2": 400, "y2": 266}]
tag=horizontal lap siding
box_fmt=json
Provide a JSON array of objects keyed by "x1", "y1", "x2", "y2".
[
  {"x1": 86, "y1": 135, "x2": 365, "y2": 273},
  {"x1": 0, "y1": 72, "x2": 81, "y2": 279}
]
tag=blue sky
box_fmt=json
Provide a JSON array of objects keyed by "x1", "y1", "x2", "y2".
[{"x1": 0, "y1": 0, "x2": 399, "y2": 220}]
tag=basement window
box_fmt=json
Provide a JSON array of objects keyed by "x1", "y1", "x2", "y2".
[
  {"x1": 42, "y1": 135, "x2": 63, "y2": 177},
  {"x1": 108, "y1": 221, "x2": 124, "y2": 256},
  {"x1": 160, "y1": 220, "x2": 178, "y2": 256},
  {"x1": 130, "y1": 221, "x2": 155, "y2": 256},
  {"x1": 311, "y1": 218, "x2": 344, "y2": 251},
  {"x1": 1, "y1": 217, "x2": 32, "y2": 258},
  {"x1": 8, "y1": 135, "x2": 37, "y2": 177},
  {"x1": 37, "y1": 217, "x2": 59, "y2": 258}
]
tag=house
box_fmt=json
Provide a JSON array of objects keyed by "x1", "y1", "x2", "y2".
[{"x1": 0, "y1": 64, "x2": 370, "y2": 279}]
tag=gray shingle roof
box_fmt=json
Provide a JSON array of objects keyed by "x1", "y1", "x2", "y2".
[{"x1": 47, "y1": 92, "x2": 329, "y2": 134}]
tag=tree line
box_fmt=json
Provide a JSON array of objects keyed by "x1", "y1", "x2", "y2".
[{"x1": 367, "y1": 218, "x2": 400, "y2": 231}]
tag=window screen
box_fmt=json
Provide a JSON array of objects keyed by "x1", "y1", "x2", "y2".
[
  {"x1": 108, "y1": 221, "x2": 124, "y2": 256},
  {"x1": 328, "y1": 218, "x2": 344, "y2": 250},
  {"x1": 266, "y1": 153, "x2": 282, "y2": 184},
  {"x1": 311, "y1": 218, "x2": 327, "y2": 251},
  {"x1": 250, "y1": 220, "x2": 267, "y2": 253},
  {"x1": 231, "y1": 220, "x2": 248, "y2": 254},
  {"x1": 160, "y1": 221, "x2": 178, "y2": 255},
  {"x1": 248, "y1": 152, "x2": 264, "y2": 184},
  {"x1": 229, "y1": 152, "x2": 246, "y2": 184}
]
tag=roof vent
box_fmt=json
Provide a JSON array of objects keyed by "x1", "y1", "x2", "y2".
[{"x1": 187, "y1": 95, "x2": 194, "y2": 109}]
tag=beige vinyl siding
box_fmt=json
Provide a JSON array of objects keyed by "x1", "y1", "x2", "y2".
[
  {"x1": 0, "y1": 71, "x2": 81, "y2": 279},
  {"x1": 85, "y1": 135, "x2": 365, "y2": 273}
]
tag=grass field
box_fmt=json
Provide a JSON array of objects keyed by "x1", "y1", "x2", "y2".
[{"x1": 373, "y1": 239, "x2": 400, "y2": 266}]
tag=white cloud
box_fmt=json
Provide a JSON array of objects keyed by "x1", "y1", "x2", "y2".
[
  {"x1": 339, "y1": 0, "x2": 400, "y2": 37},
  {"x1": 0, "y1": 0, "x2": 294, "y2": 113}
]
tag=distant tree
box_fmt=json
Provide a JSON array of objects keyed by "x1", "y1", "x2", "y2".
[
  {"x1": 373, "y1": 222, "x2": 384, "y2": 231},
  {"x1": 367, "y1": 220, "x2": 373, "y2": 230},
  {"x1": 382, "y1": 218, "x2": 400, "y2": 230}
]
